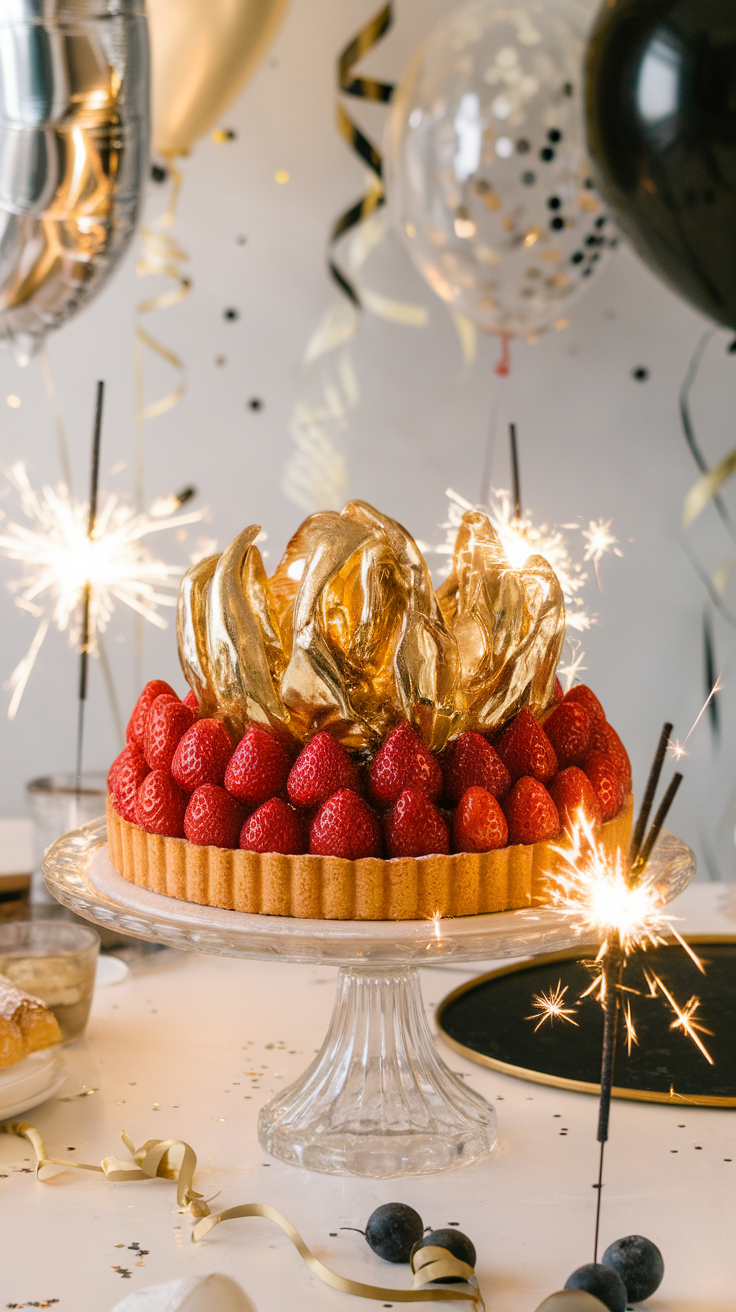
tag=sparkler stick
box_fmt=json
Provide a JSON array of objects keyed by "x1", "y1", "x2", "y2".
[
  {"x1": 75, "y1": 381, "x2": 104, "y2": 788},
  {"x1": 509, "y1": 423, "x2": 521, "y2": 521},
  {"x1": 634, "y1": 773, "x2": 683, "y2": 874},
  {"x1": 593, "y1": 937, "x2": 623, "y2": 1263},
  {"x1": 628, "y1": 722, "x2": 673, "y2": 865}
]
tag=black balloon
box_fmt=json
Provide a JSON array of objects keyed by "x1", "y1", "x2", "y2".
[
  {"x1": 585, "y1": 0, "x2": 736, "y2": 328},
  {"x1": 602, "y1": 1234, "x2": 665, "y2": 1302},
  {"x1": 365, "y1": 1203, "x2": 424, "y2": 1264}
]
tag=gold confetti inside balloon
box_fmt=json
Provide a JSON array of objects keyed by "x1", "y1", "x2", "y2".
[
  {"x1": 148, "y1": 0, "x2": 290, "y2": 157},
  {"x1": 385, "y1": 0, "x2": 618, "y2": 340},
  {"x1": 177, "y1": 500, "x2": 565, "y2": 752},
  {"x1": 0, "y1": 0, "x2": 150, "y2": 362}
]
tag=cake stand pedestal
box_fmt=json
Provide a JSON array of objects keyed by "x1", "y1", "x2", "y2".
[{"x1": 43, "y1": 819, "x2": 695, "y2": 1178}]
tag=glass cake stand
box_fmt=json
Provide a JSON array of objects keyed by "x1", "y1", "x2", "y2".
[{"x1": 43, "y1": 818, "x2": 695, "y2": 1179}]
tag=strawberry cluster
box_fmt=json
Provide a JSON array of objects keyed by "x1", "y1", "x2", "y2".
[{"x1": 108, "y1": 677, "x2": 630, "y2": 860}]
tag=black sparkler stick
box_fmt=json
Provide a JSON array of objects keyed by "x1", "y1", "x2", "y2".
[
  {"x1": 628, "y1": 722, "x2": 672, "y2": 865},
  {"x1": 75, "y1": 380, "x2": 105, "y2": 790},
  {"x1": 509, "y1": 422, "x2": 521, "y2": 520}
]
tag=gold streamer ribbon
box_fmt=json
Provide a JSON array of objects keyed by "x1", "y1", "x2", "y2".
[
  {"x1": 330, "y1": 4, "x2": 395, "y2": 306},
  {"x1": 683, "y1": 442, "x2": 736, "y2": 527},
  {"x1": 1, "y1": 1123, "x2": 484, "y2": 1309}
]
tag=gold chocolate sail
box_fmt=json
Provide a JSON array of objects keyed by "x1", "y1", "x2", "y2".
[
  {"x1": 177, "y1": 500, "x2": 565, "y2": 750},
  {"x1": 436, "y1": 509, "x2": 564, "y2": 732}
]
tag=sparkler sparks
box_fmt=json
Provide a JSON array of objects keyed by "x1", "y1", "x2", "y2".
[
  {"x1": 433, "y1": 489, "x2": 620, "y2": 638},
  {"x1": 646, "y1": 972, "x2": 714, "y2": 1066},
  {"x1": 668, "y1": 676, "x2": 725, "y2": 760},
  {"x1": 0, "y1": 463, "x2": 204, "y2": 718},
  {"x1": 582, "y1": 518, "x2": 622, "y2": 587},
  {"x1": 527, "y1": 980, "x2": 579, "y2": 1031}
]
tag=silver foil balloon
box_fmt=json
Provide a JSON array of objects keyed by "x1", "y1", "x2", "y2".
[
  {"x1": 0, "y1": 0, "x2": 149, "y2": 363},
  {"x1": 385, "y1": 0, "x2": 617, "y2": 340}
]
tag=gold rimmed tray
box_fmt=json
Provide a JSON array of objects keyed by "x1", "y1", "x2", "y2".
[{"x1": 436, "y1": 936, "x2": 736, "y2": 1107}]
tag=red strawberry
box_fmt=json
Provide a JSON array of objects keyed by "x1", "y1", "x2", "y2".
[
  {"x1": 309, "y1": 789, "x2": 382, "y2": 859},
  {"x1": 589, "y1": 721, "x2": 631, "y2": 786},
  {"x1": 441, "y1": 731, "x2": 510, "y2": 805},
  {"x1": 112, "y1": 751, "x2": 150, "y2": 822},
  {"x1": 134, "y1": 769, "x2": 187, "y2": 837},
  {"x1": 171, "y1": 718, "x2": 233, "y2": 792},
  {"x1": 240, "y1": 798, "x2": 306, "y2": 855},
  {"x1": 504, "y1": 777, "x2": 560, "y2": 845},
  {"x1": 548, "y1": 766, "x2": 602, "y2": 831},
  {"x1": 496, "y1": 709, "x2": 558, "y2": 783},
  {"x1": 368, "y1": 721, "x2": 443, "y2": 808},
  {"x1": 453, "y1": 786, "x2": 508, "y2": 853},
  {"x1": 543, "y1": 702, "x2": 592, "y2": 768},
  {"x1": 143, "y1": 696, "x2": 196, "y2": 772},
  {"x1": 183, "y1": 689, "x2": 199, "y2": 713},
  {"x1": 583, "y1": 752, "x2": 625, "y2": 822},
  {"x1": 184, "y1": 784, "x2": 245, "y2": 848},
  {"x1": 554, "y1": 677, "x2": 564, "y2": 702},
  {"x1": 563, "y1": 684, "x2": 606, "y2": 730},
  {"x1": 288, "y1": 731, "x2": 359, "y2": 809},
  {"x1": 108, "y1": 742, "x2": 145, "y2": 795},
  {"x1": 226, "y1": 726, "x2": 293, "y2": 808},
  {"x1": 126, "y1": 680, "x2": 178, "y2": 747},
  {"x1": 383, "y1": 788, "x2": 450, "y2": 859}
]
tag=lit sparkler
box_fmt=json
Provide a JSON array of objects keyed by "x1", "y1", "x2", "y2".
[
  {"x1": 0, "y1": 463, "x2": 204, "y2": 718},
  {"x1": 528, "y1": 980, "x2": 579, "y2": 1032},
  {"x1": 434, "y1": 488, "x2": 620, "y2": 636},
  {"x1": 581, "y1": 518, "x2": 622, "y2": 587},
  {"x1": 668, "y1": 676, "x2": 725, "y2": 760}
]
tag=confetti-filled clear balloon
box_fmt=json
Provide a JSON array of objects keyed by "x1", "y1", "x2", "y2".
[{"x1": 385, "y1": 0, "x2": 618, "y2": 340}]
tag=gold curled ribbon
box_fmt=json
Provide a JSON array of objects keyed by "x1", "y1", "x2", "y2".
[
  {"x1": 1, "y1": 1122, "x2": 484, "y2": 1308},
  {"x1": 683, "y1": 442, "x2": 736, "y2": 528},
  {"x1": 135, "y1": 165, "x2": 191, "y2": 508},
  {"x1": 330, "y1": 4, "x2": 394, "y2": 305}
]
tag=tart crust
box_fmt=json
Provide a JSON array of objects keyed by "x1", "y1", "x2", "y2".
[{"x1": 106, "y1": 794, "x2": 633, "y2": 921}]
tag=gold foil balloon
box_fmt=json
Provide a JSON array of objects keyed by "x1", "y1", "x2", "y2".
[
  {"x1": 148, "y1": 0, "x2": 290, "y2": 157},
  {"x1": 177, "y1": 501, "x2": 566, "y2": 753},
  {"x1": 385, "y1": 0, "x2": 618, "y2": 340},
  {"x1": 0, "y1": 0, "x2": 150, "y2": 362}
]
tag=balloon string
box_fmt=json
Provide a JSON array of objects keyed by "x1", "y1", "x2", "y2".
[{"x1": 0, "y1": 1122, "x2": 484, "y2": 1309}]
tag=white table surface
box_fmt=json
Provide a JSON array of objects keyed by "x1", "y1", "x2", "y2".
[{"x1": 2, "y1": 884, "x2": 735, "y2": 1312}]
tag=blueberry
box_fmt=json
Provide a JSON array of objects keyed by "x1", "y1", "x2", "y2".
[
  {"x1": 365, "y1": 1203, "x2": 424, "y2": 1264},
  {"x1": 415, "y1": 1228, "x2": 476, "y2": 1281},
  {"x1": 564, "y1": 1263, "x2": 627, "y2": 1312},
  {"x1": 602, "y1": 1235, "x2": 664, "y2": 1302}
]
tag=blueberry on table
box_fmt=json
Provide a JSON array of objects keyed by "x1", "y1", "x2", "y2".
[
  {"x1": 365, "y1": 1203, "x2": 424, "y2": 1263},
  {"x1": 602, "y1": 1235, "x2": 664, "y2": 1302},
  {"x1": 415, "y1": 1228, "x2": 476, "y2": 1281},
  {"x1": 564, "y1": 1263, "x2": 627, "y2": 1312}
]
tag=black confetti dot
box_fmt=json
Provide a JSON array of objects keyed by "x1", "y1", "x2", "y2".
[
  {"x1": 695, "y1": 1145, "x2": 703, "y2": 1150},
  {"x1": 571, "y1": 251, "x2": 584, "y2": 263},
  {"x1": 728, "y1": 338, "x2": 736, "y2": 353},
  {"x1": 585, "y1": 235, "x2": 598, "y2": 246},
  {"x1": 540, "y1": 147, "x2": 555, "y2": 161},
  {"x1": 563, "y1": 82, "x2": 574, "y2": 96},
  {"x1": 584, "y1": 177, "x2": 595, "y2": 188},
  {"x1": 632, "y1": 366, "x2": 649, "y2": 381},
  {"x1": 595, "y1": 215, "x2": 606, "y2": 227},
  {"x1": 582, "y1": 266, "x2": 593, "y2": 276},
  {"x1": 547, "y1": 128, "x2": 562, "y2": 142},
  {"x1": 521, "y1": 171, "x2": 536, "y2": 185},
  {"x1": 236, "y1": 235, "x2": 247, "y2": 245},
  {"x1": 551, "y1": 216, "x2": 564, "y2": 230},
  {"x1": 547, "y1": 196, "x2": 561, "y2": 210},
  {"x1": 223, "y1": 307, "x2": 239, "y2": 321},
  {"x1": 248, "y1": 398, "x2": 264, "y2": 411},
  {"x1": 517, "y1": 138, "x2": 530, "y2": 153},
  {"x1": 150, "y1": 163, "x2": 167, "y2": 184}
]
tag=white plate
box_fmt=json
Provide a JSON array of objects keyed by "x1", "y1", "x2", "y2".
[{"x1": 0, "y1": 1047, "x2": 66, "y2": 1120}]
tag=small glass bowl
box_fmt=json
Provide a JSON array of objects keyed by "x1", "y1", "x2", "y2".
[{"x1": 0, "y1": 920, "x2": 100, "y2": 1042}]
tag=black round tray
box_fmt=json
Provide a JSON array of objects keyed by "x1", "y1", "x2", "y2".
[{"x1": 437, "y1": 936, "x2": 736, "y2": 1106}]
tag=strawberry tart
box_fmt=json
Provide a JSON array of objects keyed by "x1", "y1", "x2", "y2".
[{"x1": 106, "y1": 501, "x2": 632, "y2": 919}]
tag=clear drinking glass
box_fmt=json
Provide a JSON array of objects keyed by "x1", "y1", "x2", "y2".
[
  {"x1": 27, "y1": 773, "x2": 107, "y2": 906},
  {"x1": 0, "y1": 921, "x2": 100, "y2": 1042}
]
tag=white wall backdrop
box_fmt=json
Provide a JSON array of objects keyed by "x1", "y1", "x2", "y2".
[{"x1": 1, "y1": 0, "x2": 735, "y2": 880}]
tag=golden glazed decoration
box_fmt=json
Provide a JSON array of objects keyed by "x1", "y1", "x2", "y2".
[{"x1": 177, "y1": 501, "x2": 566, "y2": 752}]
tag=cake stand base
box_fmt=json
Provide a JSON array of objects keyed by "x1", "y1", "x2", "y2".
[{"x1": 258, "y1": 964, "x2": 496, "y2": 1176}]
